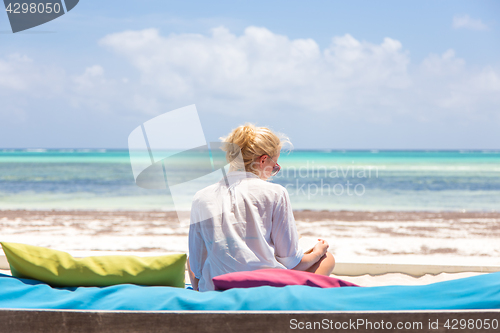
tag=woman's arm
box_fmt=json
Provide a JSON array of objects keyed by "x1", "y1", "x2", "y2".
[
  {"x1": 291, "y1": 239, "x2": 329, "y2": 271},
  {"x1": 188, "y1": 207, "x2": 207, "y2": 291}
]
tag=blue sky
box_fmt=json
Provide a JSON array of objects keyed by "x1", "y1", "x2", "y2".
[{"x1": 1, "y1": 0, "x2": 499, "y2": 149}]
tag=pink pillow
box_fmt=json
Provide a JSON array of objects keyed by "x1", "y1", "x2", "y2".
[{"x1": 213, "y1": 269, "x2": 359, "y2": 290}]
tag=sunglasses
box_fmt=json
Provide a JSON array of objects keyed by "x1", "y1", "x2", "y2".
[{"x1": 263, "y1": 155, "x2": 281, "y2": 176}]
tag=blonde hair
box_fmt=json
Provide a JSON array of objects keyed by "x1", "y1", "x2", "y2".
[{"x1": 220, "y1": 123, "x2": 292, "y2": 175}]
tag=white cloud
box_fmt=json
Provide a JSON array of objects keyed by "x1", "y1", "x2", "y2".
[
  {"x1": 98, "y1": 27, "x2": 412, "y2": 117},
  {"x1": 96, "y1": 26, "x2": 500, "y2": 125},
  {"x1": 68, "y1": 65, "x2": 135, "y2": 114},
  {"x1": 0, "y1": 26, "x2": 499, "y2": 130},
  {"x1": 0, "y1": 54, "x2": 34, "y2": 90},
  {"x1": 420, "y1": 49, "x2": 465, "y2": 76},
  {"x1": 416, "y1": 50, "x2": 500, "y2": 121},
  {"x1": 452, "y1": 15, "x2": 488, "y2": 31},
  {"x1": 0, "y1": 53, "x2": 66, "y2": 123},
  {"x1": 73, "y1": 65, "x2": 105, "y2": 90},
  {"x1": 0, "y1": 54, "x2": 64, "y2": 93}
]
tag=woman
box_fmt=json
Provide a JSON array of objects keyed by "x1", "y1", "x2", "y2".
[{"x1": 188, "y1": 124, "x2": 335, "y2": 291}]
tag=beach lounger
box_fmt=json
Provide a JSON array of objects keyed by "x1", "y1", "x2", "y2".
[{"x1": 1, "y1": 270, "x2": 500, "y2": 332}]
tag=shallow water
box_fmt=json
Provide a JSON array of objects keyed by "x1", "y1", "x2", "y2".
[{"x1": 1, "y1": 149, "x2": 499, "y2": 211}]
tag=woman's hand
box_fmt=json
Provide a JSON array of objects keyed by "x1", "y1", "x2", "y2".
[
  {"x1": 292, "y1": 238, "x2": 330, "y2": 272},
  {"x1": 312, "y1": 239, "x2": 329, "y2": 258}
]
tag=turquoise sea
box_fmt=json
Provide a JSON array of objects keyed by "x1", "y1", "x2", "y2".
[{"x1": 0, "y1": 149, "x2": 499, "y2": 212}]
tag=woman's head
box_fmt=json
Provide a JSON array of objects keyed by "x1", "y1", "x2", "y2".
[{"x1": 220, "y1": 123, "x2": 291, "y2": 180}]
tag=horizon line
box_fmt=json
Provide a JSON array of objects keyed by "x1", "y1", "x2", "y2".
[{"x1": 1, "y1": 148, "x2": 500, "y2": 152}]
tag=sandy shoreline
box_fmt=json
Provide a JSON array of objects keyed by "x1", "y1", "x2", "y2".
[
  {"x1": 2, "y1": 209, "x2": 500, "y2": 286},
  {"x1": 1, "y1": 209, "x2": 500, "y2": 266},
  {"x1": 2, "y1": 209, "x2": 499, "y2": 221}
]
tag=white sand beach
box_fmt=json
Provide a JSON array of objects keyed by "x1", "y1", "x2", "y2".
[{"x1": 1, "y1": 209, "x2": 499, "y2": 286}]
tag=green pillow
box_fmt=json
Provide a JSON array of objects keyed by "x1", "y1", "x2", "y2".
[{"x1": 0, "y1": 242, "x2": 186, "y2": 288}]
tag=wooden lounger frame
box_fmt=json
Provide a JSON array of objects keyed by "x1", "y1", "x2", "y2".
[{"x1": 1, "y1": 309, "x2": 500, "y2": 333}]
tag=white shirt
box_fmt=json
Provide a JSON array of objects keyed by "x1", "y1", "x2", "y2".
[{"x1": 188, "y1": 171, "x2": 304, "y2": 292}]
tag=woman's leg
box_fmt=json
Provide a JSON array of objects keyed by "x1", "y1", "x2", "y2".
[{"x1": 305, "y1": 252, "x2": 335, "y2": 276}]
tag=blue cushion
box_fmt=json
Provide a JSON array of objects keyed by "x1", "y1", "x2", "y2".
[{"x1": 0, "y1": 272, "x2": 499, "y2": 311}]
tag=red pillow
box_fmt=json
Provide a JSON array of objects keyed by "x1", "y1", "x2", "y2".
[{"x1": 213, "y1": 269, "x2": 359, "y2": 291}]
